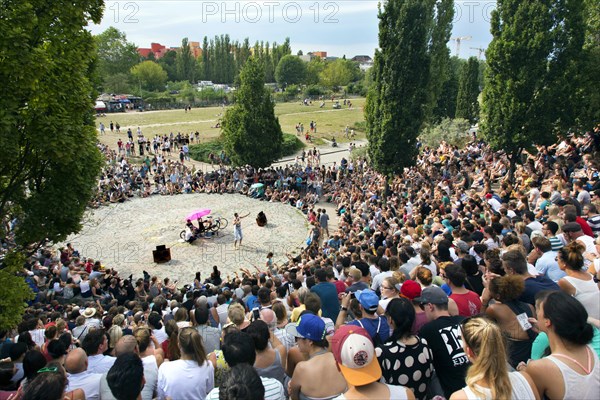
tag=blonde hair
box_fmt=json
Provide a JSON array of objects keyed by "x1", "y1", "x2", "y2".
[
  {"x1": 462, "y1": 317, "x2": 512, "y2": 399},
  {"x1": 227, "y1": 303, "x2": 246, "y2": 326},
  {"x1": 107, "y1": 325, "x2": 123, "y2": 350}
]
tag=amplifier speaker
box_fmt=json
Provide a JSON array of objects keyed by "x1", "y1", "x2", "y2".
[{"x1": 152, "y1": 245, "x2": 171, "y2": 263}]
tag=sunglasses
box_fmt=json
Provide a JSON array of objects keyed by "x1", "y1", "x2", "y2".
[{"x1": 37, "y1": 366, "x2": 59, "y2": 373}]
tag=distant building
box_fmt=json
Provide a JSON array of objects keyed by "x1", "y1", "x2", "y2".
[
  {"x1": 312, "y1": 51, "x2": 327, "y2": 58},
  {"x1": 351, "y1": 55, "x2": 373, "y2": 71},
  {"x1": 137, "y1": 40, "x2": 202, "y2": 59},
  {"x1": 299, "y1": 51, "x2": 327, "y2": 62}
]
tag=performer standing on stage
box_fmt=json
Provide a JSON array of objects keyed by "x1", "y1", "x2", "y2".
[{"x1": 233, "y1": 212, "x2": 250, "y2": 249}]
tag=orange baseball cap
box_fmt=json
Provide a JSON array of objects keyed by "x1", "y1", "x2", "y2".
[{"x1": 331, "y1": 325, "x2": 382, "y2": 386}]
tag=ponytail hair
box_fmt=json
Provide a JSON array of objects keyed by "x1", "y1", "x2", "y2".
[
  {"x1": 164, "y1": 320, "x2": 180, "y2": 361},
  {"x1": 557, "y1": 241, "x2": 585, "y2": 271},
  {"x1": 219, "y1": 364, "x2": 264, "y2": 400},
  {"x1": 178, "y1": 327, "x2": 207, "y2": 366},
  {"x1": 461, "y1": 317, "x2": 512, "y2": 400},
  {"x1": 385, "y1": 298, "x2": 415, "y2": 342},
  {"x1": 543, "y1": 291, "x2": 593, "y2": 345}
]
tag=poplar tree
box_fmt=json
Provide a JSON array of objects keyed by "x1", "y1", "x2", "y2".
[
  {"x1": 455, "y1": 57, "x2": 480, "y2": 124},
  {"x1": 366, "y1": 0, "x2": 436, "y2": 175}
]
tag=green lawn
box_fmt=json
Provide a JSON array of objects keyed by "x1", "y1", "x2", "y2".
[{"x1": 96, "y1": 97, "x2": 366, "y2": 147}]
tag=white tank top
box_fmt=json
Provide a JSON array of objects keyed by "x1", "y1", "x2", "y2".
[
  {"x1": 546, "y1": 346, "x2": 600, "y2": 399},
  {"x1": 461, "y1": 372, "x2": 535, "y2": 399},
  {"x1": 562, "y1": 275, "x2": 600, "y2": 320}
]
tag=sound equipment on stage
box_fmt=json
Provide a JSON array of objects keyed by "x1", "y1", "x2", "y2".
[{"x1": 153, "y1": 245, "x2": 171, "y2": 263}]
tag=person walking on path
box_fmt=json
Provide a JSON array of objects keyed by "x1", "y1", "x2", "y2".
[{"x1": 234, "y1": 212, "x2": 250, "y2": 249}]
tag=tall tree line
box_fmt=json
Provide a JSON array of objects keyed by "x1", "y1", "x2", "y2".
[{"x1": 199, "y1": 36, "x2": 291, "y2": 83}]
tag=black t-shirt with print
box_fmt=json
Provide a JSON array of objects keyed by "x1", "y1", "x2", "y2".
[{"x1": 419, "y1": 315, "x2": 468, "y2": 398}]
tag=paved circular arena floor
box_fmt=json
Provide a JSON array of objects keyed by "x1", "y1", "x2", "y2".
[{"x1": 65, "y1": 194, "x2": 309, "y2": 282}]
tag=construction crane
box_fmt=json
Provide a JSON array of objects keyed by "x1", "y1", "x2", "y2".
[
  {"x1": 470, "y1": 47, "x2": 486, "y2": 60},
  {"x1": 450, "y1": 36, "x2": 472, "y2": 57}
]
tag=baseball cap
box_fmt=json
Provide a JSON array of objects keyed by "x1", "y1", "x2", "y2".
[
  {"x1": 400, "y1": 280, "x2": 421, "y2": 300},
  {"x1": 331, "y1": 325, "x2": 382, "y2": 386},
  {"x1": 286, "y1": 313, "x2": 326, "y2": 342},
  {"x1": 562, "y1": 222, "x2": 582, "y2": 233},
  {"x1": 355, "y1": 290, "x2": 379, "y2": 312},
  {"x1": 455, "y1": 240, "x2": 470, "y2": 253},
  {"x1": 414, "y1": 286, "x2": 449, "y2": 305}
]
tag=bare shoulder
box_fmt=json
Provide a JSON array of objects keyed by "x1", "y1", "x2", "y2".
[{"x1": 449, "y1": 389, "x2": 468, "y2": 400}]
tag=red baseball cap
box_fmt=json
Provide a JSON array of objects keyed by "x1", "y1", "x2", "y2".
[
  {"x1": 331, "y1": 325, "x2": 382, "y2": 386},
  {"x1": 400, "y1": 279, "x2": 422, "y2": 300}
]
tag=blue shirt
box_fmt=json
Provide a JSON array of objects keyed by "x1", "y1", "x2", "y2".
[
  {"x1": 348, "y1": 315, "x2": 390, "y2": 343},
  {"x1": 310, "y1": 282, "x2": 340, "y2": 321},
  {"x1": 535, "y1": 251, "x2": 566, "y2": 282}
]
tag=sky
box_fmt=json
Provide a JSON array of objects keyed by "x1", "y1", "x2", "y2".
[{"x1": 89, "y1": 0, "x2": 495, "y2": 59}]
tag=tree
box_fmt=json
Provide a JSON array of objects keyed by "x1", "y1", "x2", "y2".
[
  {"x1": 94, "y1": 27, "x2": 140, "y2": 79},
  {"x1": 131, "y1": 61, "x2": 168, "y2": 92},
  {"x1": 158, "y1": 49, "x2": 178, "y2": 81},
  {"x1": 0, "y1": 0, "x2": 104, "y2": 327},
  {"x1": 455, "y1": 57, "x2": 480, "y2": 123},
  {"x1": 434, "y1": 56, "x2": 464, "y2": 119},
  {"x1": 576, "y1": 0, "x2": 600, "y2": 128},
  {"x1": 319, "y1": 59, "x2": 354, "y2": 90},
  {"x1": 275, "y1": 55, "x2": 307, "y2": 87},
  {"x1": 297, "y1": 50, "x2": 304, "y2": 56},
  {"x1": 176, "y1": 38, "x2": 197, "y2": 83},
  {"x1": 103, "y1": 72, "x2": 133, "y2": 94},
  {"x1": 481, "y1": 0, "x2": 585, "y2": 183},
  {"x1": 366, "y1": 0, "x2": 435, "y2": 175},
  {"x1": 221, "y1": 57, "x2": 283, "y2": 168},
  {"x1": 426, "y1": 0, "x2": 454, "y2": 123},
  {"x1": 305, "y1": 57, "x2": 326, "y2": 85}
]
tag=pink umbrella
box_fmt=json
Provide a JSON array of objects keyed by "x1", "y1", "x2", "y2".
[{"x1": 185, "y1": 208, "x2": 211, "y2": 221}]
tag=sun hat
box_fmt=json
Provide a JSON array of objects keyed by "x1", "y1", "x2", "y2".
[
  {"x1": 331, "y1": 325, "x2": 382, "y2": 386},
  {"x1": 400, "y1": 280, "x2": 422, "y2": 300},
  {"x1": 81, "y1": 308, "x2": 97, "y2": 318},
  {"x1": 414, "y1": 286, "x2": 449, "y2": 305},
  {"x1": 355, "y1": 290, "x2": 379, "y2": 312},
  {"x1": 285, "y1": 313, "x2": 326, "y2": 341}
]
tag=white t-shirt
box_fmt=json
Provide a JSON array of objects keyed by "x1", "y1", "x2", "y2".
[
  {"x1": 87, "y1": 354, "x2": 116, "y2": 374},
  {"x1": 157, "y1": 359, "x2": 214, "y2": 400},
  {"x1": 66, "y1": 371, "x2": 102, "y2": 400},
  {"x1": 205, "y1": 376, "x2": 285, "y2": 400},
  {"x1": 141, "y1": 356, "x2": 158, "y2": 400}
]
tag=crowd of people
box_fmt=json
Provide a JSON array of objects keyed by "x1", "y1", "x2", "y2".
[{"x1": 2, "y1": 126, "x2": 600, "y2": 399}]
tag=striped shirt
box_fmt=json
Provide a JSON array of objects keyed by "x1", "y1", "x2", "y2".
[
  {"x1": 548, "y1": 236, "x2": 564, "y2": 251},
  {"x1": 588, "y1": 214, "x2": 600, "y2": 237},
  {"x1": 205, "y1": 376, "x2": 285, "y2": 400}
]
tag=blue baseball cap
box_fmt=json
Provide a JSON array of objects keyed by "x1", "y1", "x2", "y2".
[
  {"x1": 355, "y1": 290, "x2": 379, "y2": 312},
  {"x1": 286, "y1": 313, "x2": 326, "y2": 341}
]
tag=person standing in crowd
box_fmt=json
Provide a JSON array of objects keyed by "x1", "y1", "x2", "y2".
[{"x1": 233, "y1": 212, "x2": 250, "y2": 249}]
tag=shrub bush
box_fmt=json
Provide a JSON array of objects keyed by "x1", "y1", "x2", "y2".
[{"x1": 189, "y1": 133, "x2": 304, "y2": 163}]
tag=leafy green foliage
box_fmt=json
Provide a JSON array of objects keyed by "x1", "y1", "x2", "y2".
[
  {"x1": 419, "y1": 118, "x2": 471, "y2": 148},
  {"x1": 0, "y1": 252, "x2": 34, "y2": 330},
  {"x1": 482, "y1": 0, "x2": 585, "y2": 181},
  {"x1": 366, "y1": 0, "x2": 435, "y2": 175},
  {"x1": 221, "y1": 58, "x2": 284, "y2": 167},
  {"x1": 275, "y1": 55, "x2": 307, "y2": 86},
  {"x1": 131, "y1": 61, "x2": 168, "y2": 92},
  {"x1": 576, "y1": 0, "x2": 600, "y2": 127},
  {"x1": 319, "y1": 59, "x2": 358, "y2": 90},
  {"x1": 455, "y1": 57, "x2": 480, "y2": 123},
  {"x1": 426, "y1": 0, "x2": 454, "y2": 123},
  {"x1": 0, "y1": 0, "x2": 103, "y2": 325},
  {"x1": 103, "y1": 72, "x2": 133, "y2": 94},
  {"x1": 94, "y1": 27, "x2": 140, "y2": 86},
  {"x1": 176, "y1": 38, "x2": 197, "y2": 83},
  {"x1": 189, "y1": 134, "x2": 302, "y2": 163}
]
